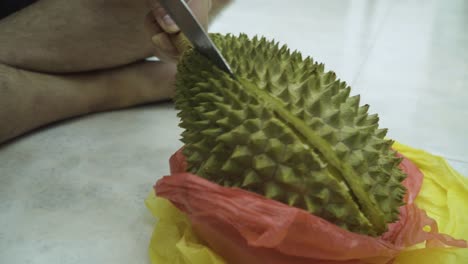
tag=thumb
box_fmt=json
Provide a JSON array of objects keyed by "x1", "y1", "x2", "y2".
[
  {"x1": 171, "y1": 0, "x2": 211, "y2": 54},
  {"x1": 171, "y1": 32, "x2": 192, "y2": 54}
]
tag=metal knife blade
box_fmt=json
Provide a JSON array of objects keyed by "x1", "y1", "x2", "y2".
[{"x1": 159, "y1": 0, "x2": 234, "y2": 77}]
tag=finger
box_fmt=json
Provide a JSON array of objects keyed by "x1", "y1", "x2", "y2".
[
  {"x1": 146, "y1": 0, "x2": 192, "y2": 9},
  {"x1": 154, "y1": 7, "x2": 181, "y2": 33},
  {"x1": 146, "y1": 0, "x2": 160, "y2": 9},
  {"x1": 144, "y1": 11, "x2": 163, "y2": 38},
  {"x1": 146, "y1": 0, "x2": 181, "y2": 34},
  {"x1": 152, "y1": 33, "x2": 180, "y2": 62}
]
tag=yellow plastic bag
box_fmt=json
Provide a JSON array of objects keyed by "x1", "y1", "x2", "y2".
[
  {"x1": 145, "y1": 142, "x2": 468, "y2": 263},
  {"x1": 145, "y1": 195, "x2": 225, "y2": 264},
  {"x1": 391, "y1": 142, "x2": 468, "y2": 263}
]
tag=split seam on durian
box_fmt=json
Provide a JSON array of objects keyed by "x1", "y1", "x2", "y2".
[{"x1": 237, "y1": 77, "x2": 386, "y2": 234}]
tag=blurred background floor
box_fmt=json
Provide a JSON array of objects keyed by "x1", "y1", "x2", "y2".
[{"x1": 1, "y1": 0, "x2": 467, "y2": 263}]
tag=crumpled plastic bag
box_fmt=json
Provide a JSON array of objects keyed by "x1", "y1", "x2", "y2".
[
  {"x1": 145, "y1": 195, "x2": 226, "y2": 263},
  {"x1": 146, "y1": 142, "x2": 468, "y2": 263}
]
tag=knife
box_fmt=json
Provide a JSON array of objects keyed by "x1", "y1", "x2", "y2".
[{"x1": 159, "y1": 0, "x2": 235, "y2": 77}]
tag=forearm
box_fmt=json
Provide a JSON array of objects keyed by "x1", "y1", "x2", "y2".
[
  {"x1": 0, "y1": 0, "x2": 154, "y2": 73},
  {"x1": 0, "y1": 61, "x2": 176, "y2": 144}
]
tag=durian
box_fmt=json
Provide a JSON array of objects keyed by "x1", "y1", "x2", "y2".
[{"x1": 174, "y1": 33, "x2": 407, "y2": 236}]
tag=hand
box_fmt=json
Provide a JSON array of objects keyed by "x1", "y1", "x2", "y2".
[{"x1": 145, "y1": 0, "x2": 212, "y2": 63}]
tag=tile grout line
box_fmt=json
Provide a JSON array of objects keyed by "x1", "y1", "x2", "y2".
[{"x1": 350, "y1": 0, "x2": 400, "y2": 88}]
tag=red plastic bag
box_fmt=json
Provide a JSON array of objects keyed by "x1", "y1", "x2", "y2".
[{"x1": 155, "y1": 149, "x2": 466, "y2": 264}]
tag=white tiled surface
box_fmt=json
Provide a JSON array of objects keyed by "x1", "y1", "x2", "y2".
[{"x1": 1, "y1": 1, "x2": 467, "y2": 263}]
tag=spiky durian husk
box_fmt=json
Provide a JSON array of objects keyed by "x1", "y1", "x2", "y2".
[{"x1": 174, "y1": 33, "x2": 407, "y2": 236}]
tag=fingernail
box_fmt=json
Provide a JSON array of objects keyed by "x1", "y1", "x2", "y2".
[{"x1": 162, "y1": 14, "x2": 179, "y2": 32}]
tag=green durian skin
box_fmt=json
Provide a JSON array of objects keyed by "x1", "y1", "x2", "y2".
[{"x1": 174, "y1": 33, "x2": 407, "y2": 236}]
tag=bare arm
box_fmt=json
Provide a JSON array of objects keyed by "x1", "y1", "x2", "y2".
[
  {"x1": 0, "y1": 0, "x2": 154, "y2": 73},
  {"x1": 0, "y1": 0, "x2": 233, "y2": 144},
  {"x1": 0, "y1": 61, "x2": 177, "y2": 144}
]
